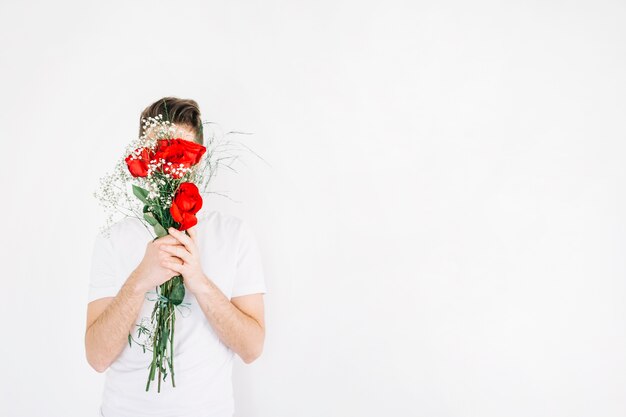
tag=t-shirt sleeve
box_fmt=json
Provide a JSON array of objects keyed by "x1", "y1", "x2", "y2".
[
  {"x1": 231, "y1": 220, "x2": 268, "y2": 298},
  {"x1": 87, "y1": 231, "x2": 122, "y2": 303}
]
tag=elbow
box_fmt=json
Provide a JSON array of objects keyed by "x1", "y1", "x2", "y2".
[
  {"x1": 93, "y1": 361, "x2": 110, "y2": 373},
  {"x1": 85, "y1": 344, "x2": 110, "y2": 373},
  {"x1": 240, "y1": 321, "x2": 266, "y2": 364},
  {"x1": 242, "y1": 351, "x2": 261, "y2": 364},
  {"x1": 86, "y1": 354, "x2": 110, "y2": 373},
  {"x1": 241, "y1": 343, "x2": 264, "y2": 364},
  {"x1": 84, "y1": 328, "x2": 112, "y2": 373}
]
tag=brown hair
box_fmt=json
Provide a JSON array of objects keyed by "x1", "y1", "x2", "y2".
[{"x1": 139, "y1": 96, "x2": 204, "y2": 145}]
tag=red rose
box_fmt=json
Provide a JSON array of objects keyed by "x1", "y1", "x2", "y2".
[
  {"x1": 125, "y1": 147, "x2": 154, "y2": 177},
  {"x1": 170, "y1": 182, "x2": 203, "y2": 231},
  {"x1": 153, "y1": 138, "x2": 206, "y2": 178}
]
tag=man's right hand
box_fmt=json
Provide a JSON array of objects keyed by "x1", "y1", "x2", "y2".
[{"x1": 133, "y1": 234, "x2": 184, "y2": 293}]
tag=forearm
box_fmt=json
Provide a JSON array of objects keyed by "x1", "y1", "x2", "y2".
[
  {"x1": 85, "y1": 270, "x2": 146, "y2": 372},
  {"x1": 192, "y1": 275, "x2": 264, "y2": 363}
]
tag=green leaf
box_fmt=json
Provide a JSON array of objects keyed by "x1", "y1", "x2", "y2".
[
  {"x1": 153, "y1": 222, "x2": 167, "y2": 238},
  {"x1": 143, "y1": 212, "x2": 158, "y2": 226},
  {"x1": 169, "y1": 279, "x2": 185, "y2": 305},
  {"x1": 132, "y1": 184, "x2": 150, "y2": 204},
  {"x1": 158, "y1": 330, "x2": 168, "y2": 351},
  {"x1": 128, "y1": 333, "x2": 132, "y2": 347}
]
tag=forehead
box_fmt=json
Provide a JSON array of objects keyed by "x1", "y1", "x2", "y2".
[{"x1": 144, "y1": 123, "x2": 196, "y2": 141}]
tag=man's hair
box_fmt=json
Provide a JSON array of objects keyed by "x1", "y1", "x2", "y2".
[{"x1": 139, "y1": 96, "x2": 204, "y2": 145}]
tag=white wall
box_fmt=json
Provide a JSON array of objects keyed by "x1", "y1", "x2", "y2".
[{"x1": 1, "y1": 1, "x2": 625, "y2": 416}]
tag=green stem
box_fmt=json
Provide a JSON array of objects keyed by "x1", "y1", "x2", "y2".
[
  {"x1": 170, "y1": 303, "x2": 176, "y2": 387},
  {"x1": 145, "y1": 289, "x2": 159, "y2": 391},
  {"x1": 143, "y1": 224, "x2": 183, "y2": 392},
  {"x1": 157, "y1": 284, "x2": 164, "y2": 393}
]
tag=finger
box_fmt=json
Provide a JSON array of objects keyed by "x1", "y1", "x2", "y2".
[
  {"x1": 161, "y1": 251, "x2": 184, "y2": 267},
  {"x1": 168, "y1": 227, "x2": 197, "y2": 256},
  {"x1": 162, "y1": 251, "x2": 184, "y2": 264},
  {"x1": 162, "y1": 259, "x2": 184, "y2": 274},
  {"x1": 160, "y1": 244, "x2": 193, "y2": 264},
  {"x1": 154, "y1": 234, "x2": 179, "y2": 246},
  {"x1": 187, "y1": 226, "x2": 197, "y2": 244}
]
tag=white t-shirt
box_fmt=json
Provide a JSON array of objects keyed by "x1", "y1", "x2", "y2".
[{"x1": 87, "y1": 207, "x2": 267, "y2": 417}]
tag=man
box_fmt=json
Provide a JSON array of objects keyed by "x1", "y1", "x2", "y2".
[{"x1": 85, "y1": 97, "x2": 267, "y2": 417}]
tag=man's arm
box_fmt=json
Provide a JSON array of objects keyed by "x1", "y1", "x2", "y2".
[
  {"x1": 85, "y1": 231, "x2": 196, "y2": 373},
  {"x1": 84, "y1": 270, "x2": 146, "y2": 373},
  {"x1": 192, "y1": 275, "x2": 265, "y2": 364},
  {"x1": 159, "y1": 226, "x2": 266, "y2": 364}
]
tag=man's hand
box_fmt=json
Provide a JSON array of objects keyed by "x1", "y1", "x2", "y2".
[
  {"x1": 159, "y1": 225, "x2": 207, "y2": 295},
  {"x1": 161, "y1": 224, "x2": 265, "y2": 363},
  {"x1": 133, "y1": 233, "x2": 185, "y2": 293}
]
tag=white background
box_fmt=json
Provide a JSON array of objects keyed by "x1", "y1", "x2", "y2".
[{"x1": 1, "y1": 1, "x2": 625, "y2": 416}]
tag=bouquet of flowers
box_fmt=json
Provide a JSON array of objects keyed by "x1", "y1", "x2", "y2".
[{"x1": 94, "y1": 113, "x2": 255, "y2": 392}]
